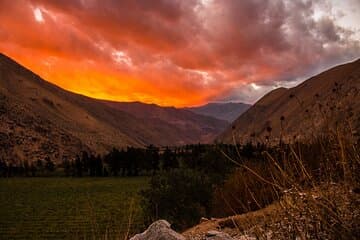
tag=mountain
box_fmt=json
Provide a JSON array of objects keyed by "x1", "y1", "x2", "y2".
[
  {"x1": 0, "y1": 53, "x2": 227, "y2": 163},
  {"x1": 103, "y1": 101, "x2": 228, "y2": 144},
  {"x1": 186, "y1": 102, "x2": 251, "y2": 122},
  {"x1": 218, "y1": 59, "x2": 360, "y2": 144}
]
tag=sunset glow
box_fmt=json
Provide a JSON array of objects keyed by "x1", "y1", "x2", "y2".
[{"x1": 0, "y1": 0, "x2": 359, "y2": 106}]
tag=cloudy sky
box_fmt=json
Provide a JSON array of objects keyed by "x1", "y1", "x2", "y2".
[{"x1": 0, "y1": 0, "x2": 359, "y2": 106}]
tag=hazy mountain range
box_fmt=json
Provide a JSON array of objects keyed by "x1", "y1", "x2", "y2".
[{"x1": 186, "y1": 102, "x2": 251, "y2": 122}]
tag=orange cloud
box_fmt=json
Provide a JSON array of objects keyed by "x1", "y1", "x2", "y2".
[{"x1": 0, "y1": 0, "x2": 358, "y2": 106}]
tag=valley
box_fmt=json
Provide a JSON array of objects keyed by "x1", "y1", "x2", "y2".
[{"x1": 0, "y1": 53, "x2": 359, "y2": 240}]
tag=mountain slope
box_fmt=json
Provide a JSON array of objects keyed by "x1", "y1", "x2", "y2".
[
  {"x1": 186, "y1": 102, "x2": 251, "y2": 122},
  {"x1": 218, "y1": 59, "x2": 360, "y2": 144},
  {"x1": 103, "y1": 101, "x2": 228, "y2": 144},
  {"x1": 0, "y1": 53, "x2": 227, "y2": 163}
]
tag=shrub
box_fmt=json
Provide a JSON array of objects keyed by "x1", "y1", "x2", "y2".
[
  {"x1": 212, "y1": 162, "x2": 278, "y2": 217},
  {"x1": 140, "y1": 169, "x2": 213, "y2": 230}
]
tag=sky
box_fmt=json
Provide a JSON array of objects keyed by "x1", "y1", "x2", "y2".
[{"x1": 0, "y1": 0, "x2": 359, "y2": 107}]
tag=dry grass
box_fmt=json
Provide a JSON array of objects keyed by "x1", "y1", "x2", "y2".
[{"x1": 208, "y1": 128, "x2": 360, "y2": 239}]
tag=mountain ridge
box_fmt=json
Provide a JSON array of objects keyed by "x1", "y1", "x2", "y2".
[{"x1": 218, "y1": 58, "x2": 360, "y2": 144}]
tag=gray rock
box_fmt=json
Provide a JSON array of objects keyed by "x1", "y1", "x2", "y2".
[
  {"x1": 205, "y1": 230, "x2": 234, "y2": 240},
  {"x1": 130, "y1": 220, "x2": 185, "y2": 240},
  {"x1": 200, "y1": 217, "x2": 209, "y2": 223}
]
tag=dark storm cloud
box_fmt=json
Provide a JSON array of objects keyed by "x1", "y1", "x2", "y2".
[{"x1": 0, "y1": 0, "x2": 358, "y2": 105}]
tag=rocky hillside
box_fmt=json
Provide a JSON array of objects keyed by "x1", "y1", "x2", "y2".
[
  {"x1": 218, "y1": 59, "x2": 360, "y2": 144},
  {"x1": 186, "y1": 102, "x2": 251, "y2": 122},
  {"x1": 0, "y1": 53, "x2": 227, "y2": 163}
]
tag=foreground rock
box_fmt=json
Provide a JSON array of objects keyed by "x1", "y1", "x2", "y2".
[
  {"x1": 130, "y1": 220, "x2": 237, "y2": 240},
  {"x1": 205, "y1": 230, "x2": 234, "y2": 240},
  {"x1": 130, "y1": 220, "x2": 185, "y2": 240}
]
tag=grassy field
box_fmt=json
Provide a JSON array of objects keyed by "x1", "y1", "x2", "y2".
[{"x1": 0, "y1": 177, "x2": 149, "y2": 240}]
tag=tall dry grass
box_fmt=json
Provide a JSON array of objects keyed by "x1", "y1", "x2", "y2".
[{"x1": 213, "y1": 128, "x2": 360, "y2": 239}]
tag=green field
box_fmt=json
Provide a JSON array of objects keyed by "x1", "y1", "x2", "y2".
[{"x1": 0, "y1": 177, "x2": 149, "y2": 240}]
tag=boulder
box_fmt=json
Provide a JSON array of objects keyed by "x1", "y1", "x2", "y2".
[
  {"x1": 130, "y1": 220, "x2": 185, "y2": 240},
  {"x1": 205, "y1": 230, "x2": 234, "y2": 240},
  {"x1": 200, "y1": 217, "x2": 209, "y2": 223}
]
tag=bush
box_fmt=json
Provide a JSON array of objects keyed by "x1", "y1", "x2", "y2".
[{"x1": 140, "y1": 169, "x2": 213, "y2": 230}]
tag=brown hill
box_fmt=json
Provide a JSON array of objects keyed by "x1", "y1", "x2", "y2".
[
  {"x1": 218, "y1": 59, "x2": 360, "y2": 144},
  {"x1": 0, "y1": 53, "x2": 227, "y2": 163}
]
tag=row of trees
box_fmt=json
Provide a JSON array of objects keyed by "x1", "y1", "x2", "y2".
[
  {"x1": 0, "y1": 157, "x2": 55, "y2": 177},
  {"x1": 0, "y1": 143, "x2": 269, "y2": 178}
]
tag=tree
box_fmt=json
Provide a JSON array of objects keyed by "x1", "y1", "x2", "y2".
[
  {"x1": 75, "y1": 155, "x2": 83, "y2": 177},
  {"x1": 141, "y1": 169, "x2": 213, "y2": 230},
  {"x1": 81, "y1": 151, "x2": 90, "y2": 175},
  {"x1": 30, "y1": 162, "x2": 37, "y2": 177},
  {"x1": 146, "y1": 145, "x2": 160, "y2": 174},
  {"x1": 0, "y1": 159, "x2": 7, "y2": 177},
  {"x1": 105, "y1": 148, "x2": 123, "y2": 176},
  {"x1": 62, "y1": 158, "x2": 72, "y2": 176},
  {"x1": 45, "y1": 157, "x2": 55, "y2": 173},
  {"x1": 89, "y1": 154, "x2": 97, "y2": 177},
  {"x1": 36, "y1": 159, "x2": 44, "y2": 175},
  {"x1": 23, "y1": 160, "x2": 30, "y2": 177},
  {"x1": 161, "y1": 147, "x2": 178, "y2": 170}
]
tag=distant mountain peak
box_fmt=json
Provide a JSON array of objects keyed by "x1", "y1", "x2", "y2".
[{"x1": 186, "y1": 102, "x2": 251, "y2": 123}]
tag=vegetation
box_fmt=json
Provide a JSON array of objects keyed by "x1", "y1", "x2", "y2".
[
  {"x1": 0, "y1": 177, "x2": 148, "y2": 240},
  {"x1": 138, "y1": 143, "x2": 267, "y2": 230},
  {"x1": 139, "y1": 117, "x2": 360, "y2": 239},
  {"x1": 211, "y1": 131, "x2": 360, "y2": 239},
  {"x1": 3, "y1": 133, "x2": 358, "y2": 239},
  {"x1": 141, "y1": 169, "x2": 213, "y2": 230},
  {"x1": 0, "y1": 144, "x2": 237, "y2": 178},
  {"x1": 0, "y1": 143, "x2": 241, "y2": 232}
]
